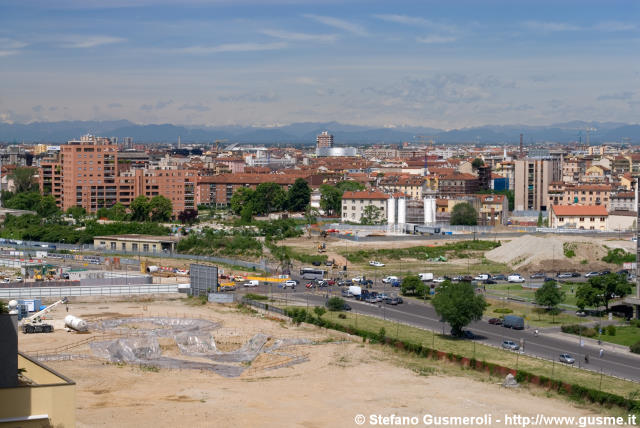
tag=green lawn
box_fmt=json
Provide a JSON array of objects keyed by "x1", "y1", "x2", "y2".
[
  {"x1": 484, "y1": 299, "x2": 586, "y2": 328},
  {"x1": 567, "y1": 326, "x2": 640, "y2": 348},
  {"x1": 272, "y1": 303, "x2": 640, "y2": 397}
]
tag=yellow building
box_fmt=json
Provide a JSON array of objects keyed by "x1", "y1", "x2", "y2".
[{"x1": 94, "y1": 234, "x2": 180, "y2": 253}]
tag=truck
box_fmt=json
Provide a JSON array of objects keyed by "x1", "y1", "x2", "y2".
[
  {"x1": 348, "y1": 285, "x2": 362, "y2": 297},
  {"x1": 502, "y1": 315, "x2": 524, "y2": 330},
  {"x1": 20, "y1": 297, "x2": 68, "y2": 334},
  {"x1": 418, "y1": 273, "x2": 434, "y2": 282}
]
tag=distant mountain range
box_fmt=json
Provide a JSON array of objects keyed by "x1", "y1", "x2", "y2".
[{"x1": 1, "y1": 119, "x2": 639, "y2": 145}]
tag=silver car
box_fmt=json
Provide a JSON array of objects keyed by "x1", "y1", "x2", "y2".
[
  {"x1": 559, "y1": 353, "x2": 575, "y2": 364},
  {"x1": 502, "y1": 340, "x2": 520, "y2": 351}
]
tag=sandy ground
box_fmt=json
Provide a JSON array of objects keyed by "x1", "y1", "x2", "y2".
[
  {"x1": 17, "y1": 296, "x2": 627, "y2": 428},
  {"x1": 485, "y1": 234, "x2": 634, "y2": 271}
]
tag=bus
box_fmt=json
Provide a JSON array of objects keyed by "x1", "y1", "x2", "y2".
[{"x1": 300, "y1": 267, "x2": 326, "y2": 280}]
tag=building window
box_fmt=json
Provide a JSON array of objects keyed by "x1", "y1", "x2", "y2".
[
  {"x1": 110, "y1": 242, "x2": 116, "y2": 250},
  {"x1": 132, "y1": 243, "x2": 138, "y2": 251},
  {"x1": 122, "y1": 243, "x2": 126, "y2": 251},
  {"x1": 579, "y1": 217, "x2": 584, "y2": 221},
  {"x1": 143, "y1": 244, "x2": 149, "y2": 252},
  {"x1": 600, "y1": 217, "x2": 605, "y2": 221}
]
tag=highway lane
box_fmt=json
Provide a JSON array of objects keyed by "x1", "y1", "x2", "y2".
[{"x1": 254, "y1": 285, "x2": 640, "y2": 382}]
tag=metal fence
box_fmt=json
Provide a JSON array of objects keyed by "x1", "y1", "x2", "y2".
[
  {"x1": 0, "y1": 284, "x2": 180, "y2": 298},
  {"x1": 242, "y1": 297, "x2": 285, "y2": 315}
]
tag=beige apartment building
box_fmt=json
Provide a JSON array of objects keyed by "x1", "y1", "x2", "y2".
[
  {"x1": 341, "y1": 190, "x2": 389, "y2": 223},
  {"x1": 514, "y1": 158, "x2": 561, "y2": 211},
  {"x1": 549, "y1": 205, "x2": 608, "y2": 230},
  {"x1": 547, "y1": 183, "x2": 612, "y2": 210}
]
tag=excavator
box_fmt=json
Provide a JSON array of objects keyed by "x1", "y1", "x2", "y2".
[{"x1": 20, "y1": 297, "x2": 68, "y2": 333}]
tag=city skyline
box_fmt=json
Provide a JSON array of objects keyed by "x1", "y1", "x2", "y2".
[{"x1": 1, "y1": 0, "x2": 639, "y2": 128}]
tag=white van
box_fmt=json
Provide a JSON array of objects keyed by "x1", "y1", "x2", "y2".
[
  {"x1": 418, "y1": 273, "x2": 434, "y2": 281},
  {"x1": 382, "y1": 276, "x2": 399, "y2": 284},
  {"x1": 244, "y1": 280, "x2": 259, "y2": 287},
  {"x1": 507, "y1": 274, "x2": 525, "y2": 283}
]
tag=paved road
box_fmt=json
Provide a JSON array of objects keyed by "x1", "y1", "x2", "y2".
[{"x1": 240, "y1": 282, "x2": 640, "y2": 383}]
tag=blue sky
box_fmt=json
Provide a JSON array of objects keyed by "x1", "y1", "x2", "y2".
[{"x1": 1, "y1": 0, "x2": 639, "y2": 128}]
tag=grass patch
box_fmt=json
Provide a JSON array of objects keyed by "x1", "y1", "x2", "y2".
[
  {"x1": 586, "y1": 326, "x2": 640, "y2": 347},
  {"x1": 266, "y1": 242, "x2": 328, "y2": 264},
  {"x1": 342, "y1": 240, "x2": 500, "y2": 263},
  {"x1": 484, "y1": 299, "x2": 585, "y2": 327},
  {"x1": 563, "y1": 242, "x2": 576, "y2": 258},
  {"x1": 279, "y1": 304, "x2": 640, "y2": 397},
  {"x1": 602, "y1": 248, "x2": 635, "y2": 265}
]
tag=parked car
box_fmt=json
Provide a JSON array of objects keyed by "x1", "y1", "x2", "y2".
[
  {"x1": 316, "y1": 280, "x2": 328, "y2": 287},
  {"x1": 394, "y1": 296, "x2": 403, "y2": 304},
  {"x1": 600, "y1": 270, "x2": 611, "y2": 275},
  {"x1": 390, "y1": 280, "x2": 401, "y2": 287},
  {"x1": 483, "y1": 279, "x2": 497, "y2": 284},
  {"x1": 338, "y1": 280, "x2": 352, "y2": 287},
  {"x1": 618, "y1": 269, "x2": 630, "y2": 276},
  {"x1": 462, "y1": 330, "x2": 476, "y2": 339},
  {"x1": 530, "y1": 272, "x2": 545, "y2": 279},
  {"x1": 433, "y1": 277, "x2": 446, "y2": 284},
  {"x1": 325, "y1": 261, "x2": 334, "y2": 267},
  {"x1": 556, "y1": 272, "x2": 573, "y2": 279},
  {"x1": 507, "y1": 274, "x2": 525, "y2": 283},
  {"x1": 342, "y1": 303, "x2": 352, "y2": 311},
  {"x1": 384, "y1": 297, "x2": 399, "y2": 305},
  {"x1": 341, "y1": 289, "x2": 352, "y2": 297},
  {"x1": 492, "y1": 274, "x2": 507, "y2": 281},
  {"x1": 502, "y1": 340, "x2": 520, "y2": 351},
  {"x1": 585, "y1": 271, "x2": 600, "y2": 278},
  {"x1": 369, "y1": 260, "x2": 385, "y2": 267},
  {"x1": 502, "y1": 315, "x2": 525, "y2": 330},
  {"x1": 559, "y1": 353, "x2": 575, "y2": 364},
  {"x1": 575, "y1": 311, "x2": 587, "y2": 317},
  {"x1": 474, "y1": 274, "x2": 489, "y2": 281},
  {"x1": 305, "y1": 282, "x2": 315, "y2": 288},
  {"x1": 452, "y1": 275, "x2": 464, "y2": 281},
  {"x1": 361, "y1": 279, "x2": 374, "y2": 287},
  {"x1": 244, "y1": 280, "x2": 259, "y2": 287},
  {"x1": 382, "y1": 276, "x2": 399, "y2": 284},
  {"x1": 571, "y1": 272, "x2": 581, "y2": 277},
  {"x1": 283, "y1": 280, "x2": 297, "y2": 289},
  {"x1": 312, "y1": 261, "x2": 322, "y2": 266},
  {"x1": 352, "y1": 276, "x2": 364, "y2": 283},
  {"x1": 488, "y1": 318, "x2": 503, "y2": 325}
]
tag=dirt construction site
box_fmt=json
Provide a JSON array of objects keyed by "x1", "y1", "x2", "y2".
[{"x1": 17, "y1": 295, "x2": 629, "y2": 427}]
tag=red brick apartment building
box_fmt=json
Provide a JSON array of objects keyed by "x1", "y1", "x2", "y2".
[{"x1": 39, "y1": 135, "x2": 197, "y2": 216}]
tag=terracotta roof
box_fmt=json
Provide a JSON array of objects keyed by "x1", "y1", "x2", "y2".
[
  {"x1": 613, "y1": 192, "x2": 634, "y2": 198},
  {"x1": 551, "y1": 205, "x2": 608, "y2": 216},
  {"x1": 477, "y1": 194, "x2": 505, "y2": 203},
  {"x1": 342, "y1": 190, "x2": 389, "y2": 200}
]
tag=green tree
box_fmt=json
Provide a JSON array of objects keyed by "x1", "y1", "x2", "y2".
[
  {"x1": 110, "y1": 202, "x2": 128, "y2": 221},
  {"x1": 66, "y1": 205, "x2": 86, "y2": 220},
  {"x1": 11, "y1": 167, "x2": 38, "y2": 193},
  {"x1": 313, "y1": 306, "x2": 327, "y2": 317},
  {"x1": 450, "y1": 202, "x2": 478, "y2": 226},
  {"x1": 253, "y1": 182, "x2": 287, "y2": 215},
  {"x1": 320, "y1": 184, "x2": 342, "y2": 215},
  {"x1": 230, "y1": 187, "x2": 255, "y2": 215},
  {"x1": 286, "y1": 178, "x2": 311, "y2": 212},
  {"x1": 576, "y1": 273, "x2": 632, "y2": 311},
  {"x1": 534, "y1": 280, "x2": 565, "y2": 311},
  {"x1": 401, "y1": 275, "x2": 426, "y2": 297},
  {"x1": 471, "y1": 158, "x2": 484, "y2": 169},
  {"x1": 537, "y1": 211, "x2": 543, "y2": 227},
  {"x1": 240, "y1": 202, "x2": 254, "y2": 224},
  {"x1": 327, "y1": 296, "x2": 346, "y2": 311},
  {"x1": 360, "y1": 205, "x2": 383, "y2": 225},
  {"x1": 432, "y1": 281, "x2": 488, "y2": 336},
  {"x1": 36, "y1": 195, "x2": 60, "y2": 218},
  {"x1": 130, "y1": 195, "x2": 150, "y2": 222},
  {"x1": 4, "y1": 191, "x2": 42, "y2": 211},
  {"x1": 335, "y1": 181, "x2": 365, "y2": 193},
  {"x1": 149, "y1": 195, "x2": 173, "y2": 222}
]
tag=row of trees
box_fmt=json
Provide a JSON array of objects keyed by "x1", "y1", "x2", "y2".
[
  {"x1": 319, "y1": 181, "x2": 365, "y2": 215},
  {"x1": 230, "y1": 179, "x2": 311, "y2": 220}
]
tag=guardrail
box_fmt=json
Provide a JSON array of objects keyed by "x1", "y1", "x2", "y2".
[{"x1": 0, "y1": 284, "x2": 179, "y2": 298}]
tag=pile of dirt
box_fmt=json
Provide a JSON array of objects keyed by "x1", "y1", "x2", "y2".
[{"x1": 485, "y1": 234, "x2": 633, "y2": 271}]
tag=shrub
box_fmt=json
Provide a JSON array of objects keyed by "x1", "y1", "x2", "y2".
[
  {"x1": 327, "y1": 296, "x2": 346, "y2": 312},
  {"x1": 606, "y1": 325, "x2": 617, "y2": 336},
  {"x1": 245, "y1": 293, "x2": 268, "y2": 301},
  {"x1": 493, "y1": 308, "x2": 513, "y2": 314},
  {"x1": 560, "y1": 324, "x2": 597, "y2": 337},
  {"x1": 338, "y1": 313, "x2": 346, "y2": 319},
  {"x1": 631, "y1": 319, "x2": 640, "y2": 328}
]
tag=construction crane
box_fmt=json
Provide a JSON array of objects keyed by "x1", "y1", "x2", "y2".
[
  {"x1": 20, "y1": 297, "x2": 68, "y2": 334},
  {"x1": 214, "y1": 139, "x2": 228, "y2": 152}
]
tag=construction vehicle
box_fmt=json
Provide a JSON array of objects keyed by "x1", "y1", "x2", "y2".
[
  {"x1": 20, "y1": 297, "x2": 68, "y2": 334},
  {"x1": 317, "y1": 242, "x2": 327, "y2": 253}
]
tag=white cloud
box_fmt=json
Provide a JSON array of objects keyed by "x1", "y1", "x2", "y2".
[
  {"x1": 0, "y1": 38, "x2": 28, "y2": 49},
  {"x1": 416, "y1": 35, "x2": 456, "y2": 44},
  {"x1": 303, "y1": 14, "x2": 368, "y2": 36},
  {"x1": 261, "y1": 29, "x2": 337, "y2": 43},
  {"x1": 0, "y1": 50, "x2": 19, "y2": 57},
  {"x1": 295, "y1": 76, "x2": 319, "y2": 85},
  {"x1": 593, "y1": 21, "x2": 637, "y2": 32},
  {"x1": 522, "y1": 21, "x2": 581, "y2": 32},
  {"x1": 373, "y1": 14, "x2": 458, "y2": 33},
  {"x1": 61, "y1": 35, "x2": 126, "y2": 48},
  {"x1": 177, "y1": 41, "x2": 287, "y2": 54}
]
